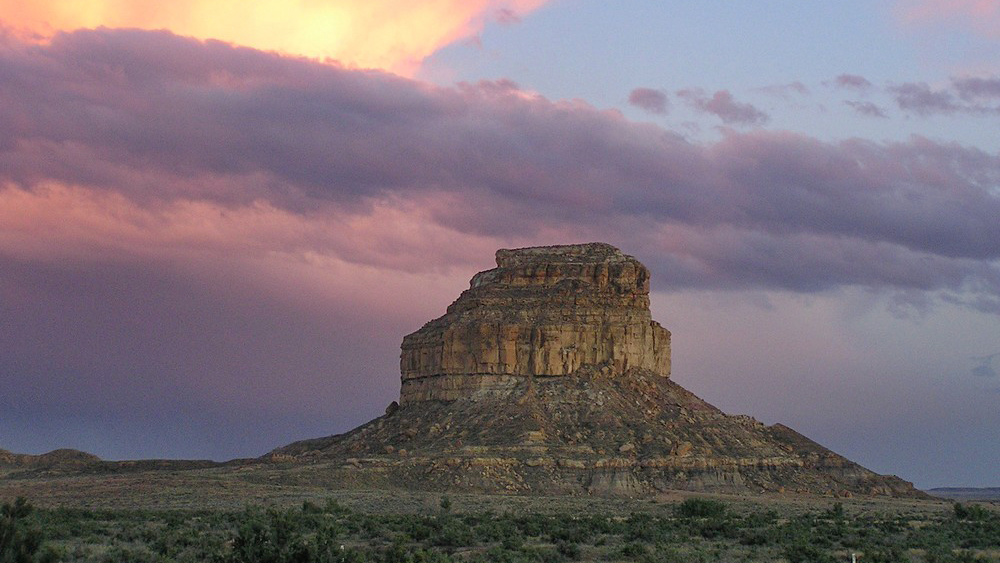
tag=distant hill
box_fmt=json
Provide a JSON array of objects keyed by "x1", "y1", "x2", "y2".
[
  {"x1": 0, "y1": 448, "x2": 102, "y2": 469},
  {"x1": 0, "y1": 447, "x2": 229, "y2": 478},
  {"x1": 927, "y1": 488, "x2": 1000, "y2": 501}
]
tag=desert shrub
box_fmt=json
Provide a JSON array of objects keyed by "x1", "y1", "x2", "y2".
[
  {"x1": 0, "y1": 497, "x2": 46, "y2": 563},
  {"x1": 617, "y1": 541, "x2": 648, "y2": 557},
  {"x1": 925, "y1": 547, "x2": 988, "y2": 563},
  {"x1": 554, "y1": 540, "x2": 580, "y2": 560},
  {"x1": 429, "y1": 517, "x2": 475, "y2": 548},
  {"x1": 952, "y1": 503, "x2": 992, "y2": 522},
  {"x1": 690, "y1": 516, "x2": 732, "y2": 540},
  {"x1": 222, "y1": 507, "x2": 310, "y2": 563},
  {"x1": 359, "y1": 515, "x2": 388, "y2": 540},
  {"x1": 473, "y1": 546, "x2": 538, "y2": 563},
  {"x1": 545, "y1": 519, "x2": 591, "y2": 544},
  {"x1": 674, "y1": 498, "x2": 727, "y2": 519},
  {"x1": 638, "y1": 546, "x2": 687, "y2": 563},
  {"x1": 515, "y1": 545, "x2": 567, "y2": 563},
  {"x1": 100, "y1": 544, "x2": 159, "y2": 563},
  {"x1": 783, "y1": 541, "x2": 837, "y2": 563},
  {"x1": 623, "y1": 512, "x2": 656, "y2": 542},
  {"x1": 862, "y1": 544, "x2": 908, "y2": 563},
  {"x1": 438, "y1": 497, "x2": 452, "y2": 513},
  {"x1": 397, "y1": 517, "x2": 434, "y2": 543}
]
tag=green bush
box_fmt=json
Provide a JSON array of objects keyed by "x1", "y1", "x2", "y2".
[
  {"x1": 953, "y1": 503, "x2": 992, "y2": 522},
  {"x1": 674, "y1": 498, "x2": 727, "y2": 519},
  {"x1": 862, "y1": 545, "x2": 908, "y2": 563},
  {"x1": 618, "y1": 541, "x2": 648, "y2": 557},
  {"x1": 554, "y1": 540, "x2": 580, "y2": 560},
  {"x1": 783, "y1": 541, "x2": 837, "y2": 563},
  {"x1": 1, "y1": 498, "x2": 45, "y2": 563},
  {"x1": 222, "y1": 507, "x2": 310, "y2": 563}
]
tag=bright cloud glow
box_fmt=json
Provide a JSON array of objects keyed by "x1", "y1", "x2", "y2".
[{"x1": 0, "y1": 0, "x2": 549, "y2": 74}]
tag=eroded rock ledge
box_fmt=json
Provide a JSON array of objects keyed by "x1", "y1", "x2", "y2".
[{"x1": 400, "y1": 243, "x2": 670, "y2": 404}]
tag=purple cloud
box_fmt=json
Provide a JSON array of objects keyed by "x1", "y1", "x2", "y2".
[
  {"x1": 494, "y1": 8, "x2": 521, "y2": 25},
  {"x1": 2, "y1": 29, "x2": 999, "y2": 290},
  {"x1": 891, "y1": 82, "x2": 962, "y2": 115},
  {"x1": 953, "y1": 76, "x2": 1000, "y2": 101},
  {"x1": 628, "y1": 87, "x2": 668, "y2": 114},
  {"x1": 831, "y1": 73, "x2": 873, "y2": 90},
  {"x1": 845, "y1": 100, "x2": 888, "y2": 118},
  {"x1": 676, "y1": 88, "x2": 769, "y2": 126},
  {"x1": 891, "y1": 79, "x2": 1000, "y2": 115},
  {"x1": 758, "y1": 81, "x2": 809, "y2": 98}
]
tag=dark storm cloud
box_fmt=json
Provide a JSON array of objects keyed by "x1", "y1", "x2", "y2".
[
  {"x1": 845, "y1": 100, "x2": 888, "y2": 118},
  {"x1": 2, "y1": 28, "x2": 1000, "y2": 298},
  {"x1": 627, "y1": 87, "x2": 668, "y2": 114},
  {"x1": 676, "y1": 88, "x2": 770, "y2": 126}
]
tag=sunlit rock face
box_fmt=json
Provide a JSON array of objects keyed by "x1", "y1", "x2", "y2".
[{"x1": 400, "y1": 243, "x2": 671, "y2": 404}]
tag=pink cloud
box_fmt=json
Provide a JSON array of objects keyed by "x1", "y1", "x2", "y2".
[
  {"x1": 2, "y1": 29, "x2": 998, "y2": 297},
  {"x1": 676, "y1": 88, "x2": 769, "y2": 126},
  {"x1": 898, "y1": 0, "x2": 1000, "y2": 38},
  {"x1": 628, "y1": 87, "x2": 669, "y2": 114}
]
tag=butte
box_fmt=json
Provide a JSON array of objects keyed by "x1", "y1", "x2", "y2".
[{"x1": 270, "y1": 243, "x2": 923, "y2": 497}]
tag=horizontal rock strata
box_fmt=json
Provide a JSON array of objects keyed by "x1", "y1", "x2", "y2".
[{"x1": 400, "y1": 243, "x2": 670, "y2": 404}]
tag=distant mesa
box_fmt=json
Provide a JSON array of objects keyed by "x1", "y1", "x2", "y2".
[
  {"x1": 928, "y1": 488, "x2": 1000, "y2": 501},
  {"x1": 271, "y1": 243, "x2": 925, "y2": 498}
]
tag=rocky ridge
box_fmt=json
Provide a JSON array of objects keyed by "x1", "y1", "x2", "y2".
[{"x1": 271, "y1": 243, "x2": 924, "y2": 498}]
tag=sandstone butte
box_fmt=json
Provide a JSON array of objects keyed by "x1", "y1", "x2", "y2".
[{"x1": 271, "y1": 243, "x2": 925, "y2": 498}]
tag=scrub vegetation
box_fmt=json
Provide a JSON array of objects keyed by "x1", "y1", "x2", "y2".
[{"x1": 3, "y1": 496, "x2": 999, "y2": 563}]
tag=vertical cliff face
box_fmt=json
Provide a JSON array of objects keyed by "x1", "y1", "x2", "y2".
[{"x1": 399, "y1": 243, "x2": 671, "y2": 404}]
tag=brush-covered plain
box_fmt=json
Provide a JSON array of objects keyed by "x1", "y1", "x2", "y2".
[{"x1": 2, "y1": 495, "x2": 999, "y2": 563}]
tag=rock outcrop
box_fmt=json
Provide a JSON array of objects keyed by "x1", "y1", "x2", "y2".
[
  {"x1": 269, "y1": 243, "x2": 926, "y2": 498},
  {"x1": 400, "y1": 243, "x2": 670, "y2": 404}
]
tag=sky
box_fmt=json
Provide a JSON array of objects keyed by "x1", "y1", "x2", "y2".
[{"x1": 1, "y1": 0, "x2": 998, "y2": 489}]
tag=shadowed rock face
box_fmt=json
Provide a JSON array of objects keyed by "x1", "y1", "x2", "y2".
[
  {"x1": 400, "y1": 243, "x2": 671, "y2": 404},
  {"x1": 269, "y1": 243, "x2": 926, "y2": 498}
]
